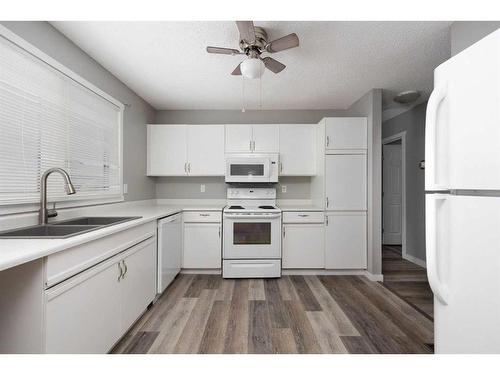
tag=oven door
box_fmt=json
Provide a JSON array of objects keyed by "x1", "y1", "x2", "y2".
[
  {"x1": 223, "y1": 213, "x2": 281, "y2": 258},
  {"x1": 225, "y1": 157, "x2": 270, "y2": 183}
]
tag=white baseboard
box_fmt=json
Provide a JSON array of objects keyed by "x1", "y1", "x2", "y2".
[
  {"x1": 403, "y1": 254, "x2": 427, "y2": 268},
  {"x1": 282, "y1": 269, "x2": 366, "y2": 276},
  {"x1": 180, "y1": 269, "x2": 221, "y2": 275},
  {"x1": 364, "y1": 271, "x2": 384, "y2": 282}
]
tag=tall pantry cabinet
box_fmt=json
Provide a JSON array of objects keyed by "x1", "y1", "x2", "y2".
[{"x1": 323, "y1": 117, "x2": 368, "y2": 269}]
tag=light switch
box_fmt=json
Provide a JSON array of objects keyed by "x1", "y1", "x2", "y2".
[
  {"x1": 281, "y1": 185, "x2": 287, "y2": 193},
  {"x1": 200, "y1": 184, "x2": 206, "y2": 193},
  {"x1": 123, "y1": 183, "x2": 128, "y2": 194}
]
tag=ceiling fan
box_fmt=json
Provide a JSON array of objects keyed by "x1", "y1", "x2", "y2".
[{"x1": 206, "y1": 21, "x2": 300, "y2": 79}]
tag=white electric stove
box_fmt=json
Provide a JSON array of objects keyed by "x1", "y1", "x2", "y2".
[{"x1": 222, "y1": 187, "x2": 282, "y2": 278}]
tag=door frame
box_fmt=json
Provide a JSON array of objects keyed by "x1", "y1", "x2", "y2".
[{"x1": 382, "y1": 131, "x2": 407, "y2": 258}]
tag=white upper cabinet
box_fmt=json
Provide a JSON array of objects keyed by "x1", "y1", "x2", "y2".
[
  {"x1": 147, "y1": 125, "x2": 187, "y2": 176},
  {"x1": 325, "y1": 117, "x2": 367, "y2": 151},
  {"x1": 252, "y1": 124, "x2": 279, "y2": 153},
  {"x1": 187, "y1": 125, "x2": 225, "y2": 176},
  {"x1": 279, "y1": 124, "x2": 316, "y2": 175},
  {"x1": 225, "y1": 124, "x2": 279, "y2": 153},
  {"x1": 225, "y1": 124, "x2": 253, "y2": 153},
  {"x1": 325, "y1": 154, "x2": 367, "y2": 210},
  {"x1": 147, "y1": 124, "x2": 225, "y2": 176}
]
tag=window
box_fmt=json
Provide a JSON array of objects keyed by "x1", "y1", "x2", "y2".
[{"x1": 0, "y1": 31, "x2": 123, "y2": 208}]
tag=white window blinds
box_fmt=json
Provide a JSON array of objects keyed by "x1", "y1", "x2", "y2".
[{"x1": 0, "y1": 35, "x2": 122, "y2": 206}]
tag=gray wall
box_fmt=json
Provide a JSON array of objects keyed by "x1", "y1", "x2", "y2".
[
  {"x1": 1, "y1": 21, "x2": 156, "y2": 202},
  {"x1": 383, "y1": 102, "x2": 427, "y2": 262},
  {"x1": 451, "y1": 21, "x2": 500, "y2": 56},
  {"x1": 155, "y1": 109, "x2": 346, "y2": 124},
  {"x1": 153, "y1": 109, "x2": 347, "y2": 200},
  {"x1": 346, "y1": 89, "x2": 383, "y2": 277}
]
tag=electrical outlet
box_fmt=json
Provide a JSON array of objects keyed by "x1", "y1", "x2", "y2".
[
  {"x1": 200, "y1": 184, "x2": 206, "y2": 193},
  {"x1": 281, "y1": 185, "x2": 287, "y2": 193},
  {"x1": 123, "y1": 183, "x2": 128, "y2": 194}
]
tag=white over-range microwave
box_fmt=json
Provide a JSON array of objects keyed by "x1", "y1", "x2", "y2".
[{"x1": 225, "y1": 153, "x2": 279, "y2": 183}]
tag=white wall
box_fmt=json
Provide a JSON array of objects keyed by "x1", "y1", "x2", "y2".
[{"x1": 0, "y1": 21, "x2": 156, "y2": 202}]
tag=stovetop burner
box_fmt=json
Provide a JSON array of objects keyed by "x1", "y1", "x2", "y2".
[
  {"x1": 228, "y1": 205, "x2": 245, "y2": 209},
  {"x1": 258, "y1": 205, "x2": 276, "y2": 209}
]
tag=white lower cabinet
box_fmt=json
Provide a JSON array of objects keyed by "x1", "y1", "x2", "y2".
[
  {"x1": 282, "y1": 223, "x2": 325, "y2": 268},
  {"x1": 45, "y1": 236, "x2": 156, "y2": 353},
  {"x1": 183, "y1": 212, "x2": 222, "y2": 269},
  {"x1": 325, "y1": 212, "x2": 367, "y2": 269}
]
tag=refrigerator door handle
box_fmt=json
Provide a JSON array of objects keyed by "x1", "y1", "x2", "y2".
[
  {"x1": 426, "y1": 194, "x2": 450, "y2": 305},
  {"x1": 425, "y1": 84, "x2": 448, "y2": 191}
]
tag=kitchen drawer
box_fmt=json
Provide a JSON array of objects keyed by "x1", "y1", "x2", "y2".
[
  {"x1": 282, "y1": 211, "x2": 325, "y2": 224},
  {"x1": 45, "y1": 221, "x2": 156, "y2": 288},
  {"x1": 223, "y1": 259, "x2": 281, "y2": 278},
  {"x1": 183, "y1": 211, "x2": 221, "y2": 223}
]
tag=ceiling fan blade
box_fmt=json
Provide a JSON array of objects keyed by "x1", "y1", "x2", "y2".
[
  {"x1": 266, "y1": 33, "x2": 299, "y2": 53},
  {"x1": 236, "y1": 21, "x2": 256, "y2": 44},
  {"x1": 231, "y1": 63, "x2": 242, "y2": 76},
  {"x1": 206, "y1": 46, "x2": 241, "y2": 55},
  {"x1": 262, "y1": 57, "x2": 286, "y2": 74}
]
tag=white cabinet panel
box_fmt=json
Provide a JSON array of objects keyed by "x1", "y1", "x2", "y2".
[
  {"x1": 325, "y1": 117, "x2": 367, "y2": 150},
  {"x1": 147, "y1": 125, "x2": 187, "y2": 176},
  {"x1": 253, "y1": 124, "x2": 279, "y2": 153},
  {"x1": 45, "y1": 260, "x2": 121, "y2": 353},
  {"x1": 225, "y1": 124, "x2": 253, "y2": 153},
  {"x1": 120, "y1": 239, "x2": 156, "y2": 332},
  {"x1": 282, "y1": 224, "x2": 325, "y2": 269},
  {"x1": 187, "y1": 125, "x2": 225, "y2": 175},
  {"x1": 279, "y1": 124, "x2": 316, "y2": 175},
  {"x1": 325, "y1": 212, "x2": 367, "y2": 269},
  {"x1": 183, "y1": 223, "x2": 221, "y2": 269},
  {"x1": 325, "y1": 154, "x2": 367, "y2": 210}
]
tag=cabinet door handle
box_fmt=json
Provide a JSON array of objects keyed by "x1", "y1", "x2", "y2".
[
  {"x1": 280, "y1": 162, "x2": 283, "y2": 173},
  {"x1": 283, "y1": 226, "x2": 286, "y2": 238},
  {"x1": 184, "y1": 162, "x2": 187, "y2": 173},
  {"x1": 326, "y1": 135, "x2": 330, "y2": 147},
  {"x1": 188, "y1": 163, "x2": 191, "y2": 173},
  {"x1": 326, "y1": 215, "x2": 329, "y2": 226},
  {"x1": 326, "y1": 197, "x2": 329, "y2": 208},
  {"x1": 218, "y1": 226, "x2": 221, "y2": 238},
  {"x1": 249, "y1": 140, "x2": 252, "y2": 151},
  {"x1": 117, "y1": 262, "x2": 123, "y2": 281},
  {"x1": 122, "y1": 260, "x2": 128, "y2": 278}
]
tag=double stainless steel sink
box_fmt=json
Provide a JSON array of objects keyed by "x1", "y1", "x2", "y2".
[{"x1": 0, "y1": 216, "x2": 142, "y2": 239}]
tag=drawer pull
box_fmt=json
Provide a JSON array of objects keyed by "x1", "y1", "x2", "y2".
[
  {"x1": 199, "y1": 213, "x2": 210, "y2": 217},
  {"x1": 298, "y1": 214, "x2": 309, "y2": 217}
]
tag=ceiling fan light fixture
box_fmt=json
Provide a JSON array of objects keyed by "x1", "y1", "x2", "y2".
[{"x1": 240, "y1": 57, "x2": 265, "y2": 79}]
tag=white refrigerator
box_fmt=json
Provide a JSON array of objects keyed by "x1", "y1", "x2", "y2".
[{"x1": 425, "y1": 28, "x2": 500, "y2": 353}]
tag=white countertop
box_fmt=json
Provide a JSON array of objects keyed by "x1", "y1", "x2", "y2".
[
  {"x1": 277, "y1": 200, "x2": 324, "y2": 212},
  {"x1": 0, "y1": 200, "x2": 225, "y2": 272}
]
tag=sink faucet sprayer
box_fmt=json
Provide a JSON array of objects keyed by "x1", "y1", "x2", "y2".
[{"x1": 39, "y1": 168, "x2": 76, "y2": 225}]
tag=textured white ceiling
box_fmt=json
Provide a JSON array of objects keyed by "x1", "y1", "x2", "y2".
[{"x1": 51, "y1": 21, "x2": 451, "y2": 111}]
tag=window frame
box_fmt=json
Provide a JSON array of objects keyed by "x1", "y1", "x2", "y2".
[{"x1": 0, "y1": 25, "x2": 125, "y2": 215}]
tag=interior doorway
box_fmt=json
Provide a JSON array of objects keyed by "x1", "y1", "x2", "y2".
[{"x1": 382, "y1": 131, "x2": 407, "y2": 257}]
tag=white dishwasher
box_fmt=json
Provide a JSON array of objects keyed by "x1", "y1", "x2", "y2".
[{"x1": 157, "y1": 213, "x2": 182, "y2": 294}]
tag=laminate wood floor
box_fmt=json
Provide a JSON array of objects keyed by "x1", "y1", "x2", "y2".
[
  {"x1": 382, "y1": 245, "x2": 434, "y2": 319},
  {"x1": 112, "y1": 272, "x2": 434, "y2": 354}
]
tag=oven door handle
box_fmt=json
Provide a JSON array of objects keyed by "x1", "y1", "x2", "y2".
[{"x1": 223, "y1": 213, "x2": 282, "y2": 219}]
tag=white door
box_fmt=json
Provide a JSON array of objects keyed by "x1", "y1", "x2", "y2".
[
  {"x1": 147, "y1": 125, "x2": 187, "y2": 175},
  {"x1": 325, "y1": 212, "x2": 367, "y2": 269},
  {"x1": 383, "y1": 143, "x2": 402, "y2": 244},
  {"x1": 158, "y1": 214, "x2": 182, "y2": 293},
  {"x1": 187, "y1": 125, "x2": 225, "y2": 175},
  {"x1": 325, "y1": 154, "x2": 367, "y2": 210},
  {"x1": 252, "y1": 124, "x2": 279, "y2": 153},
  {"x1": 120, "y1": 238, "x2": 156, "y2": 332},
  {"x1": 427, "y1": 29, "x2": 500, "y2": 191},
  {"x1": 279, "y1": 124, "x2": 316, "y2": 175},
  {"x1": 225, "y1": 124, "x2": 253, "y2": 153},
  {"x1": 183, "y1": 223, "x2": 221, "y2": 269},
  {"x1": 427, "y1": 194, "x2": 500, "y2": 353},
  {"x1": 325, "y1": 117, "x2": 367, "y2": 150},
  {"x1": 282, "y1": 224, "x2": 324, "y2": 268},
  {"x1": 45, "y1": 260, "x2": 122, "y2": 353}
]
